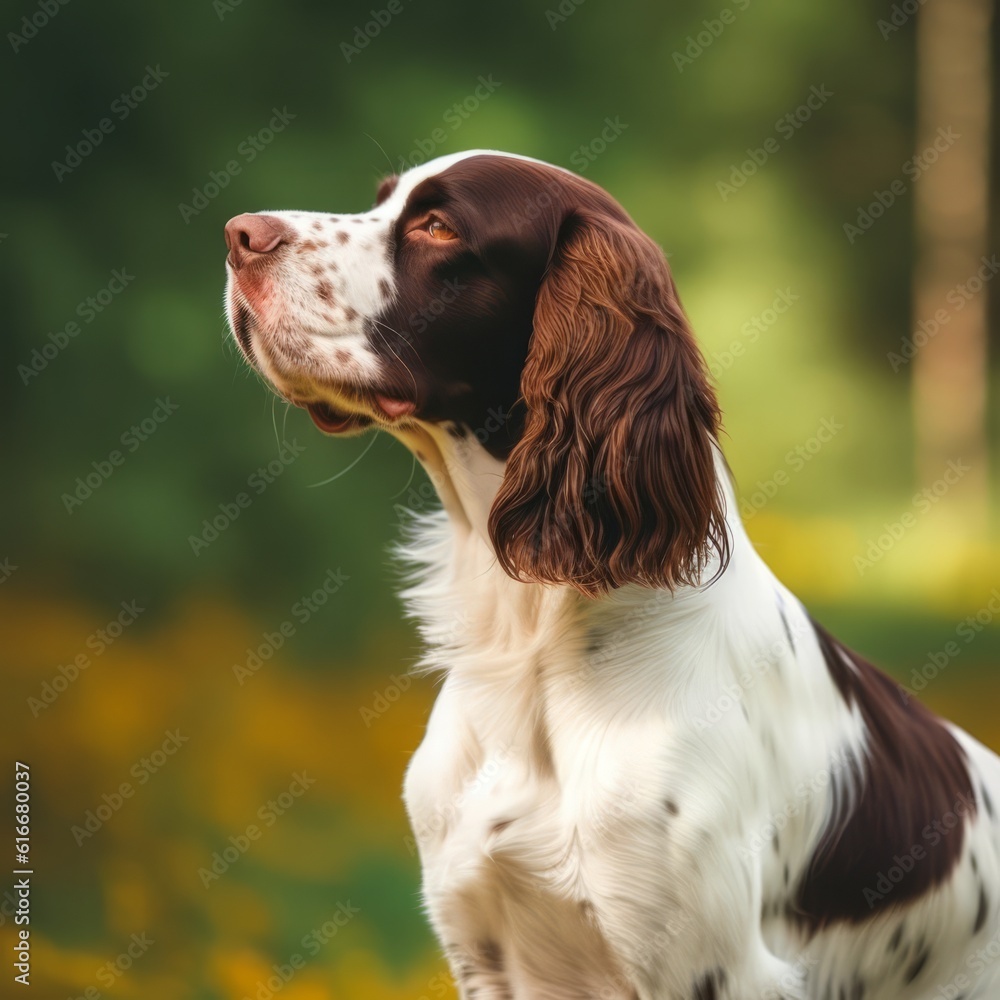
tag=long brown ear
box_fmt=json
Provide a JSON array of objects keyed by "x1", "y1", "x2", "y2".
[{"x1": 488, "y1": 212, "x2": 728, "y2": 597}]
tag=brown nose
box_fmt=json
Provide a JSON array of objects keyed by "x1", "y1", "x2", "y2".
[{"x1": 224, "y1": 213, "x2": 294, "y2": 269}]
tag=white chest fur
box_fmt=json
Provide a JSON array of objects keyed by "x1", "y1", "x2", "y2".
[{"x1": 396, "y1": 494, "x2": 847, "y2": 998}]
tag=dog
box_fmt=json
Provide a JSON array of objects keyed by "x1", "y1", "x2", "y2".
[{"x1": 223, "y1": 150, "x2": 1000, "y2": 999}]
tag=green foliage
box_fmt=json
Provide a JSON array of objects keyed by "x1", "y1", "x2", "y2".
[{"x1": 6, "y1": 0, "x2": 971, "y2": 636}]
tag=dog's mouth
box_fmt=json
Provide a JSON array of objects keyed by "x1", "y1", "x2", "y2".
[
  {"x1": 304, "y1": 393, "x2": 418, "y2": 434},
  {"x1": 305, "y1": 401, "x2": 374, "y2": 435},
  {"x1": 228, "y1": 294, "x2": 417, "y2": 435}
]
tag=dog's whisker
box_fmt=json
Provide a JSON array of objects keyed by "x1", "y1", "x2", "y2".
[
  {"x1": 370, "y1": 318, "x2": 419, "y2": 400},
  {"x1": 390, "y1": 450, "x2": 418, "y2": 500},
  {"x1": 306, "y1": 432, "x2": 378, "y2": 488}
]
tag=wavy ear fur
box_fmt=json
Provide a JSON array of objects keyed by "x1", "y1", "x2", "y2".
[{"x1": 488, "y1": 212, "x2": 728, "y2": 597}]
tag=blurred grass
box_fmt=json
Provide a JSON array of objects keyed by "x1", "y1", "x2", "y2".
[{"x1": 0, "y1": 592, "x2": 446, "y2": 999}]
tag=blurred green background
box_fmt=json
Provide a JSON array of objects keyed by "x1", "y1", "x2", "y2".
[{"x1": 2, "y1": 0, "x2": 999, "y2": 997}]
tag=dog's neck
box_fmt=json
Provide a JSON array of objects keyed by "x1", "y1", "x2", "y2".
[
  {"x1": 392, "y1": 421, "x2": 508, "y2": 543},
  {"x1": 390, "y1": 421, "x2": 765, "y2": 641},
  {"x1": 386, "y1": 418, "x2": 846, "y2": 826}
]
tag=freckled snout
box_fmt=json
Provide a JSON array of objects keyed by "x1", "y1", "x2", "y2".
[{"x1": 224, "y1": 213, "x2": 295, "y2": 270}]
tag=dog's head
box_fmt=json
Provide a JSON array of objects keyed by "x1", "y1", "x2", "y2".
[{"x1": 224, "y1": 150, "x2": 727, "y2": 595}]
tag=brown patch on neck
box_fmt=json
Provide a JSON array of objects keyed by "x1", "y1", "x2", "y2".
[{"x1": 794, "y1": 620, "x2": 976, "y2": 933}]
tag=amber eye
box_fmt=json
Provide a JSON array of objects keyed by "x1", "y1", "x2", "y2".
[{"x1": 427, "y1": 219, "x2": 458, "y2": 241}]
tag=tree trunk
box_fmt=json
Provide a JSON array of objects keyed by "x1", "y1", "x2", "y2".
[{"x1": 912, "y1": 0, "x2": 993, "y2": 531}]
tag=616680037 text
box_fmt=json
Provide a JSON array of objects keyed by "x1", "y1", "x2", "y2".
[{"x1": 12, "y1": 762, "x2": 32, "y2": 987}]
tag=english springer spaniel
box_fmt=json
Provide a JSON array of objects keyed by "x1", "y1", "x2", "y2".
[{"x1": 223, "y1": 151, "x2": 1000, "y2": 999}]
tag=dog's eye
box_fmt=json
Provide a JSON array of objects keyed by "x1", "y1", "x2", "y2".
[{"x1": 427, "y1": 219, "x2": 458, "y2": 241}]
